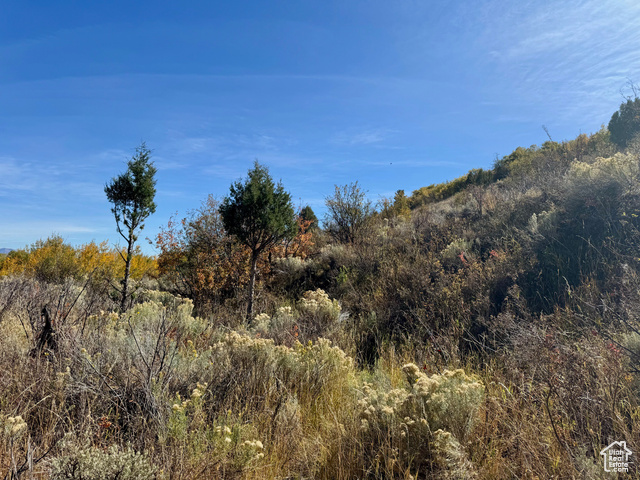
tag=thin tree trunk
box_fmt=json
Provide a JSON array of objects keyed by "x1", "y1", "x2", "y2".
[
  {"x1": 246, "y1": 250, "x2": 259, "y2": 323},
  {"x1": 121, "y1": 236, "x2": 134, "y2": 312}
]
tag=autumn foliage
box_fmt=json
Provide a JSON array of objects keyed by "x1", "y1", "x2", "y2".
[
  {"x1": 2, "y1": 113, "x2": 640, "y2": 478},
  {"x1": 0, "y1": 235, "x2": 157, "y2": 284},
  {"x1": 155, "y1": 195, "x2": 314, "y2": 315}
]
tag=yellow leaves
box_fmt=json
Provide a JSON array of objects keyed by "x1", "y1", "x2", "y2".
[
  {"x1": 1, "y1": 235, "x2": 80, "y2": 281},
  {"x1": 78, "y1": 241, "x2": 122, "y2": 282},
  {"x1": 0, "y1": 252, "x2": 27, "y2": 277},
  {"x1": 128, "y1": 252, "x2": 158, "y2": 280},
  {"x1": 78, "y1": 241, "x2": 109, "y2": 271},
  {"x1": 0, "y1": 238, "x2": 156, "y2": 282}
]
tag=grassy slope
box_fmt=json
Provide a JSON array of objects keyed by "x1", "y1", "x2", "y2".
[{"x1": 0, "y1": 127, "x2": 639, "y2": 479}]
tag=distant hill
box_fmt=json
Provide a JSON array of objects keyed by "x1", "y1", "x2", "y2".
[{"x1": 0, "y1": 248, "x2": 13, "y2": 254}]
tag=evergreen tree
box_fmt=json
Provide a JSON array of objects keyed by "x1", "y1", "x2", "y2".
[
  {"x1": 608, "y1": 97, "x2": 640, "y2": 149},
  {"x1": 300, "y1": 205, "x2": 319, "y2": 231},
  {"x1": 104, "y1": 143, "x2": 157, "y2": 311},
  {"x1": 220, "y1": 162, "x2": 297, "y2": 322},
  {"x1": 392, "y1": 190, "x2": 411, "y2": 219}
]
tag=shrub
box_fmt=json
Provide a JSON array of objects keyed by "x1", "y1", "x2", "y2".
[
  {"x1": 200, "y1": 331, "x2": 356, "y2": 476},
  {"x1": 441, "y1": 238, "x2": 473, "y2": 266},
  {"x1": 324, "y1": 182, "x2": 375, "y2": 244},
  {"x1": 252, "y1": 306, "x2": 297, "y2": 344},
  {"x1": 298, "y1": 288, "x2": 342, "y2": 338},
  {"x1": 356, "y1": 364, "x2": 484, "y2": 477},
  {"x1": 50, "y1": 438, "x2": 159, "y2": 480},
  {"x1": 208, "y1": 331, "x2": 354, "y2": 408},
  {"x1": 155, "y1": 196, "x2": 254, "y2": 316},
  {"x1": 252, "y1": 289, "x2": 342, "y2": 344}
]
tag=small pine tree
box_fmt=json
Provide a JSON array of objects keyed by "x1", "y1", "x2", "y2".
[
  {"x1": 300, "y1": 205, "x2": 319, "y2": 231},
  {"x1": 104, "y1": 143, "x2": 157, "y2": 311},
  {"x1": 608, "y1": 97, "x2": 640, "y2": 149},
  {"x1": 220, "y1": 162, "x2": 297, "y2": 322},
  {"x1": 393, "y1": 190, "x2": 411, "y2": 219}
]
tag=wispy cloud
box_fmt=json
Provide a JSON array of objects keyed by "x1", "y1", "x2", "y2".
[
  {"x1": 87, "y1": 148, "x2": 129, "y2": 164},
  {"x1": 153, "y1": 156, "x2": 191, "y2": 171},
  {"x1": 0, "y1": 155, "x2": 105, "y2": 202},
  {"x1": 0, "y1": 157, "x2": 34, "y2": 193},
  {"x1": 0, "y1": 221, "x2": 101, "y2": 247},
  {"x1": 491, "y1": 1, "x2": 640, "y2": 60},
  {"x1": 332, "y1": 129, "x2": 387, "y2": 146},
  {"x1": 442, "y1": 0, "x2": 639, "y2": 132},
  {"x1": 165, "y1": 131, "x2": 325, "y2": 181}
]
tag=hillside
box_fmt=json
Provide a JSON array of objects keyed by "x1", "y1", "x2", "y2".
[{"x1": 1, "y1": 109, "x2": 639, "y2": 478}]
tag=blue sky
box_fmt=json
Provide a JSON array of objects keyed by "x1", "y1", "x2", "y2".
[{"x1": 2, "y1": 0, "x2": 640, "y2": 253}]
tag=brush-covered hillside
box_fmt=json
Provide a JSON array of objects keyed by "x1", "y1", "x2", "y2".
[{"x1": 1, "y1": 102, "x2": 640, "y2": 479}]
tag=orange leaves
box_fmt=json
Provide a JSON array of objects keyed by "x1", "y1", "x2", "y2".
[
  {"x1": 98, "y1": 416, "x2": 113, "y2": 430},
  {"x1": 154, "y1": 196, "x2": 254, "y2": 310},
  {"x1": 273, "y1": 216, "x2": 315, "y2": 260},
  {"x1": 154, "y1": 198, "x2": 317, "y2": 314}
]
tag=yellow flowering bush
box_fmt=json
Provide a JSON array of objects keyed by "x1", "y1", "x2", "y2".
[
  {"x1": 401, "y1": 364, "x2": 485, "y2": 440},
  {"x1": 253, "y1": 312, "x2": 272, "y2": 332},
  {"x1": 2, "y1": 415, "x2": 27, "y2": 440},
  {"x1": 251, "y1": 290, "x2": 343, "y2": 344},
  {"x1": 299, "y1": 289, "x2": 341, "y2": 321},
  {"x1": 127, "y1": 296, "x2": 205, "y2": 338},
  {"x1": 50, "y1": 438, "x2": 159, "y2": 480},
  {"x1": 296, "y1": 289, "x2": 342, "y2": 340},
  {"x1": 357, "y1": 364, "x2": 484, "y2": 477},
  {"x1": 570, "y1": 153, "x2": 639, "y2": 186},
  {"x1": 208, "y1": 331, "x2": 354, "y2": 409},
  {"x1": 253, "y1": 305, "x2": 298, "y2": 343},
  {"x1": 166, "y1": 382, "x2": 208, "y2": 442}
]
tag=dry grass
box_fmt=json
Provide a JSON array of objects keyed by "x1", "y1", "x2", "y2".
[
  {"x1": 2, "y1": 143, "x2": 640, "y2": 478},
  {"x1": 0, "y1": 274, "x2": 638, "y2": 479}
]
